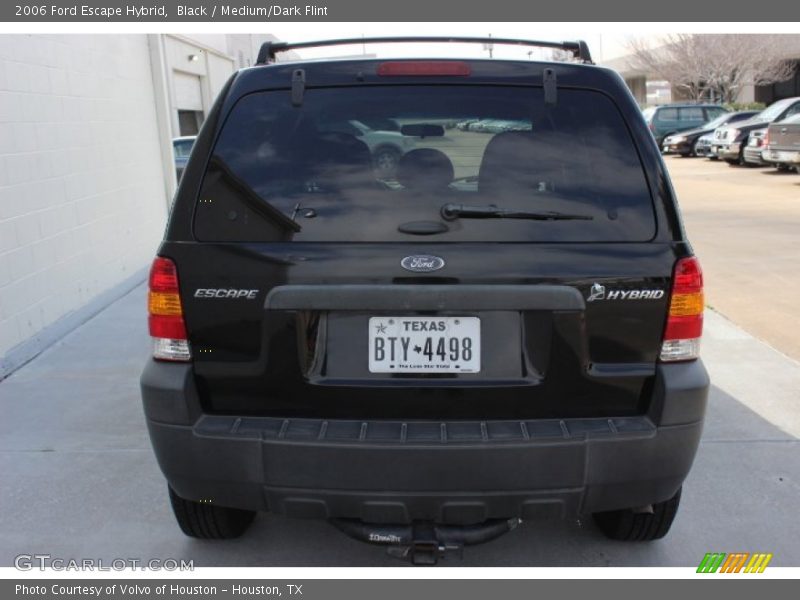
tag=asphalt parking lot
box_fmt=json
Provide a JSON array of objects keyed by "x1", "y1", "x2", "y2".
[{"x1": 1, "y1": 158, "x2": 799, "y2": 568}]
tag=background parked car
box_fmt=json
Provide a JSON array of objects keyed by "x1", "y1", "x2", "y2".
[
  {"x1": 329, "y1": 119, "x2": 416, "y2": 177},
  {"x1": 694, "y1": 132, "x2": 717, "y2": 158},
  {"x1": 455, "y1": 118, "x2": 531, "y2": 133},
  {"x1": 172, "y1": 136, "x2": 196, "y2": 181},
  {"x1": 762, "y1": 114, "x2": 800, "y2": 173},
  {"x1": 642, "y1": 103, "x2": 728, "y2": 146},
  {"x1": 742, "y1": 128, "x2": 769, "y2": 166},
  {"x1": 715, "y1": 97, "x2": 800, "y2": 166},
  {"x1": 662, "y1": 110, "x2": 759, "y2": 157}
]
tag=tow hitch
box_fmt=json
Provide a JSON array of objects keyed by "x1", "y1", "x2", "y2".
[{"x1": 330, "y1": 518, "x2": 521, "y2": 565}]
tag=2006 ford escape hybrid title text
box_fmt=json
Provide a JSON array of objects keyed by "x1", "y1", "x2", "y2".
[
  {"x1": 38, "y1": 5, "x2": 167, "y2": 18},
  {"x1": 140, "y1": 37, "x2": 709, "y2": 564}
]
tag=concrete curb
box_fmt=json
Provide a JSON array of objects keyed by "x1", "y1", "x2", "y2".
[
  {"x1": 0, "y1": 267, "x2": 147, "y2": 381},
  {"x1": 703, "y1": 308, "x2": 800, "y2": 438}
]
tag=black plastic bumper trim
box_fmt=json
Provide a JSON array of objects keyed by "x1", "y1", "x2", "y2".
[{"x1": 265, "y1": 284, "x2": 586, "y2": 311}]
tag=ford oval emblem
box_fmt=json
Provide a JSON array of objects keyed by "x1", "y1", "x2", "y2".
[{"x1": 401, "y1": 255, "x2": 445, "y2": 272}]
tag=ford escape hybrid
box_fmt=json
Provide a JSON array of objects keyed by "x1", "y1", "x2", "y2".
[{"x1": 141, "y1": 37, "x2": 709, "y2": 562}]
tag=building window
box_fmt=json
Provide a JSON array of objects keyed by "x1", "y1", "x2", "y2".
[{"x1": 178, "y1": 110, "x2": 204, "y2": 136}]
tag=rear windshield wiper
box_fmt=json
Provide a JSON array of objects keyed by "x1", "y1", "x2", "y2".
[{"x1": 441, "y1": 203, "x2": 593, "y2": 221}]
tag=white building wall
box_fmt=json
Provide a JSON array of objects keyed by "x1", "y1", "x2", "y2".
[{"x1": 0, "y1": 34, "x2": 168, "y2": 362}]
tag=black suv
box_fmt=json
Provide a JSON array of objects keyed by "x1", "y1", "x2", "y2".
[{"x1": 141, "y1": 37, "x2": 709, "y2": 562}]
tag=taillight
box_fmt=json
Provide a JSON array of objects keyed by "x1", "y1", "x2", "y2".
[
  {"x1": 763, "y1": 130, "x2": 770, "y2": 148},
  {"x1": 148, "y1": 257, "x2": 191, "y2": 361},
  {"x1": 660, "y1": 256, "x2": 703, "y2": 362},
  {"x1": 377, "y1": 61, "x2": 471, "y2": 76}
]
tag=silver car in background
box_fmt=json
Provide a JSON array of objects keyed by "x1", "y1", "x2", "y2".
[{"x1": 762, "y1": 114, "x2": 800, "y2": 172}]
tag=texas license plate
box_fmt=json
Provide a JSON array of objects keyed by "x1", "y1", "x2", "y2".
[{"x1": 368, "y1": 317, "x2": 480, "y2": 373}]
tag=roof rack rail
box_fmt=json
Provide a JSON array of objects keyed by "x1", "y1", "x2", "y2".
[{"x1": 255, "y1": 37, "x2": 593, "y2": 66}]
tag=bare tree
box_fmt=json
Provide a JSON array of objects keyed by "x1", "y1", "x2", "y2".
[
  {"x1": 626, "y1": 34, "x2": 708, "y2": 100},
  {"x1": 626, "y1": 34, "x2": 796, "y2": 103},
  {"x1": 701, "y1": 35, "x2": 797, "y2": 103},
  {"x1": 549, "y1": 48, "x2": 577, "y2": 63}
]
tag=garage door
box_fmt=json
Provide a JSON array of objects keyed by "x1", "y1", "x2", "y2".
[{"x1": 174, "y1": 72, "x2": 203, "y2": 111}]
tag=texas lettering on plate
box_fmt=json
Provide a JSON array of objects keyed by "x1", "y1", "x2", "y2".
[{"x1": 368, "y1": 317, "x2": 481, "y2": 373}]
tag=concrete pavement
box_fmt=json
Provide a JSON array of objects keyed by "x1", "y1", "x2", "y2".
[{"x1": 0, "y1": 284, "x2": 798, "y2": 567}]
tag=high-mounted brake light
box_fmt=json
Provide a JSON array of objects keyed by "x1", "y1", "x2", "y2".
[
  {"x1": 660, "y1": 256, "x2": 704, "y2": 362},
  {"x1": 377, "y1": 61, "x2": 471, "y2": 77},
  {"x1": 148, "y1": 257, "x2": 191, "y2": 362}
]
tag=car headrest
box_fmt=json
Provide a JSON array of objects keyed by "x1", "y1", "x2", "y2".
[
  {"x1": 307, "y1": 132, "x2": 376, "y2": 191},
  {"x1": 478, "y1": 131, "x2": 569, "y2": 195},
  {"x1": 396, "y1": 149, "x2": 455, "y2": 192}
]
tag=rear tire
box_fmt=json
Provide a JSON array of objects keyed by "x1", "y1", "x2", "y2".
[
  {"x1": 592, "y1": 487, "x2": 681, "y2": 541},
  {"x1": 737, "y1": 142, "x2": 748, "y2": 166},
  {"x1": 168, "y1": 486, "x2": 256, "y2": 539}
]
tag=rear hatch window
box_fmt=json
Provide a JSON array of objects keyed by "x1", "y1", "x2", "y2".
[{"x1": 195, "y1": 85, "x2": 655, "y2": 242}]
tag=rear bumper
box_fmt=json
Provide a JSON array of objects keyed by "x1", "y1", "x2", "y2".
[
  {"x1": 718, "y1": 142, "x2": 741, "y2": 159},
  {"x1": 662, "y1": 141, "x2": 691, "y2": 154},
  {"x1": 141, "y1": 360, "x2": 709, "y2": 523},
  {"x1": 743, "y1": 145, "x2": 768, "y2": 165},
  {"x1": 762, "y1": 149, "x2": 800, "y2": 165}
]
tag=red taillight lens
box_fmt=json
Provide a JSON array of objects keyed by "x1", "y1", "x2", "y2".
[
  {"x1": 377, "y1": 61, "x2": 471, "y2": 77},
  {"x1": 148, "y1": 257, "x2": 191, "y2": 361},
  {"x1": 148, "y1": 315, "x2": 187, "y2": 340},
  {"x1": 763, "y1": 131, "x2": 770, "y2": 148},
  {"x1": 149, "y1": 257, "x2": 180, "y2": 292},
  {"x1": 661, "y1": 256, "x2": 704, "y2": 362}
]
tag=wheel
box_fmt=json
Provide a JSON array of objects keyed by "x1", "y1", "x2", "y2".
[
  {"x1": 592, "y1": 487, "x2": 681, "y2": 541},
  {"x1": 777, "y1": 163, "x2": 791, "y2": 172},
  {"x1": 168, "y1": 485, "x2": 256, "y2": 539},
  {"x1": 726, "y1": 146, "x2": 747, "y2": 167},
  {"x1": 691, "y1": 139, "x2": 701, "y2": 157},
  {"x1": 373, "y1": 146, "x2": 402, "y2": 177}
]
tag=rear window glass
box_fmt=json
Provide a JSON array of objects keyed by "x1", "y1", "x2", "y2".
[{"x1": 194, "y1": 86, "x2": 655, "y2": 242}]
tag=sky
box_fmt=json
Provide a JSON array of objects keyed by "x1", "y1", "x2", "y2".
[{"x1": 260, "y1": 23, "x2": 634, "y2": 63}]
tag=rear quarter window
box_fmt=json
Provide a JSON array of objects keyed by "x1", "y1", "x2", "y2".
[
  {"x1": 194, "y1": 85, "x2": 656, "y2": 243},
  {"x1": 655, "y1": 108, "x2": 677, "y2": 121}
]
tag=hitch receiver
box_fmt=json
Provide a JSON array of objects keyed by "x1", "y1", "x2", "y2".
[{"x1": 330, "y1": 518, "x2": 521, "y2": 565}]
